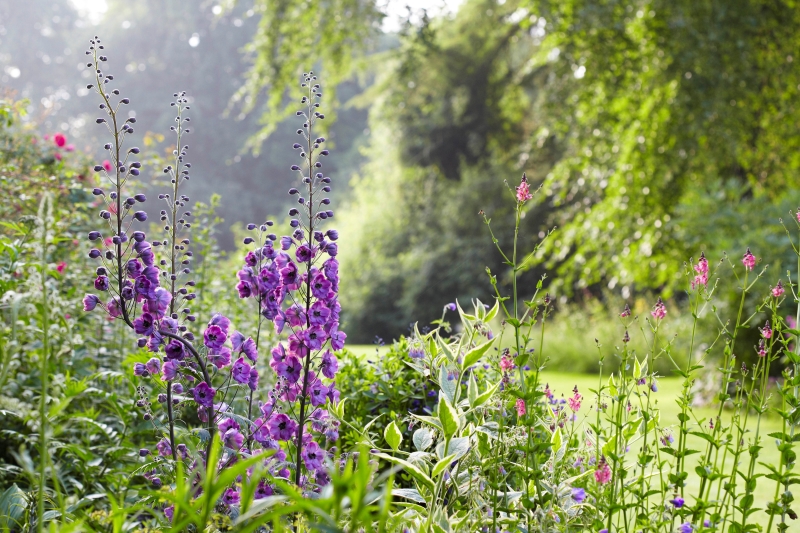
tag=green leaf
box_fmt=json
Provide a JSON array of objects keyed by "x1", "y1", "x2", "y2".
[
  {"x1": 485, "y1": 300, "x2": 500, "y2": 323},
  {"x1": 0, "y1": 484, "x2": 26, "y2": 530},
  {"x1": 413, "y1": 428, "x2": 434, "y2": 452},
  {"x1": 462, "y1": 337, "x2": 495, "y2": 370},
  {"x1": 373, "y1": 453, "x2": 435, "y2": 491},
  {"x1": 391, "y1": 488, "x2": 426, "y2": 504},
  {"x1": 439, "y1": 395, "x2": 460, "y2": 439},
  {"x1": 467, "y1": 373, "x2": 478, "y2": 407},
  {"x1": 432, "y1": 453, "x2": 459, "y2": 478},
  {"x1": 473, "y1": 381, "x2": 500, "y2": 408},
  {"x1": 439, "y1": 364, "x2": 457, "y2": 404},
  {"x1": 551, "y1": 426, "x2": 562, "y2": 451},
  {"x1": 384, "y1": 421, "x2": 402, "y2": 452}
]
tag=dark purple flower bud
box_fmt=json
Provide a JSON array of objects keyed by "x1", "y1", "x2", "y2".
[
  {"x1": 173, "y1": 383, "x2": 183, "y2": 394},
  {"x1": 290, "y1": 219, "x2": 299, "y2": 228},
  {"x1": 133, "y1": 211, "x2": 147, "y2": 222},
  {"x1": 326, "y1": 229, "x2": 338, "y2": 241},
  {"x1": 92, "y1": 188, "x2": 103, "y2": 196},
  {"x1": 291, "y1": 165, "x2": 301, "y2": 171},
  {"x1": 88, "y1": 231, "x2": 101, "y2": 240},
  {"x1": 288, "y1": 188, "x2": 299, "y2": 195},
  {"x1": 134, "y1": 194, "x2": 146, "y2": 202},
  {"x1": 83, "y1": 294, "x2": 100, "y2": 311},
  {"x1": 288, "y1": 208, "x2": 299, "y2": 216},
  {"x1": 96, "y1": 118, "x2": 106, "y2": 123},
  {"x1": 94, "y1": 166, "x2": 104, "y2": 172},
  {"x1": 88, "y1": 249, "x2": 101, "y2": 259},
  {"x1": 130, "y1": 147, "x2": 140, "y2": 154},
  {"x1": 132, "y1": 231, "x2": 146, "y2": 242},
  {"x1": 100, "y1": 210, "x2": 111, "y2": 219},
  {"x1": 139, "y1": 448, "x2": 150, "y2": 457},
  {"x1": 247, "y1": 223, "x2": 257, "y2": 230},
  {"x1": 137, "y1": 338, "x2": 148, "y2": 348}
]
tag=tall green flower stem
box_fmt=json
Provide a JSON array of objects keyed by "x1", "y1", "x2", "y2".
[{"x1": 36, "y1": 196, "x2": 51, "y2": 533}]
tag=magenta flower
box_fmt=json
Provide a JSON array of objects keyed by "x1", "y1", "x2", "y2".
[
  {"x1": 301, "y1": 441, "x2": 324, "y2": 470},
  {"x1": 760, "y1": 321, "x2": 772, "y2": 339},
  {"x1": 156, "y1": 438, "x2": 172, "y2": 457},
  {"x1": 94, "y1": 275, "x2": 109, "y2": 291},
  {"x1": 276, "y1": 356, "x2": 302, "y2": 383},
  {"x1": 516, "y1": 174, "x2": 532, "y2": 202},
  {"x1": 594, "y1": 459, "x2": 612, "y2": 484},
  {"x1": 193, "y1": 382, "x2": 216, "y2": 408},
  {"x1": 330, "y1": 328, "x2": 346, "y2": 351},
  {"x1": 231, "y1": 357, "x2": 251, "y2": 385},
  {"x1": 203, "y1": 325, "x2": 227, "y2": 350},
  {"x1": 83, "y1": 294, "x2": 100, "y2": 311},
  {"x1": 222, "y1": 488, "x2": 240, "y2": 506},
  {"x1": 742, "y1": 248, "x2": 756, "y2": 271},
  {"x1": 241, "y1": 337, "x2": 258, "y2": 362},
  {"x1": 309, "y1": 301, "x2": 331, "y2": 326},
  {"x1": 208, "y1": 347, "x2": 232, "y2": 369},
  {"x1": 651, "y1": 297, "x2": 667, "y2": 319},
  {"x1": 320, "y1": 350, "x2": 338, "y2": 379},
  {"x1": 53, "y1": 132, "x2": 67, "y2": 147},
  {"x1": 309, "y1": 378, "x2": 329, "y2": 407},
  {"x1": 515, "y1": 398, "x2": 526, "y2": 417},
  {"x1": 772, "y1": 280, "x2": 785, "y2": 298},
  {"x1": 268, "y1": 413, "x2": 298, "y2": 441}
]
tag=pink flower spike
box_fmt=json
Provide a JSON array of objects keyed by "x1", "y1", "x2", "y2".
[
  {"x1": 651, "y1": 297, "x2": 667, "y2": 320},
  {"x1": 515, "y1": 398, "x2": 526, "y2": 417},
  {"x1": 742, "y1": 248, "x2": 756, "y2": 271},
  {"x1": 516, "y1": 173, "x2": 532, "y2": 203},
  {"x1": 772, "y1": 280, "x2": 785, "y2": 298},
  {"x1": 595, "y1": 458, "x2": 612, "y2": 484}
]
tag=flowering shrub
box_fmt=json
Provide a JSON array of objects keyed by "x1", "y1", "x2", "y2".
[{"x1": 79, "y1": 38, "x2": 344, "y2": 520}]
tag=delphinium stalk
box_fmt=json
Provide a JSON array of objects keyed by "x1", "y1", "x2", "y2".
[{"x1": 235, "y1": 71, "x2": 344, "y2": 490}]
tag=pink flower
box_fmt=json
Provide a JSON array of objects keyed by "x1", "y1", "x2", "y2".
[
  {"x1": 695, "y1": 252, "x2": 709, "y2": 274},
  {"x1": 742, "y1": 248, "x2": 756, "y2": 271},
  {"x1": 594, "y1": 458, "x2": 612, "y2": 484},
  {"x1": 568, "y1": 386, "x2": 582, "y2": 412},
  {"x1": 620, "y1": 304, "x2": 631, "y2": 318},
  {"x1": 515, "y1": 398, "x2": 526, "y2": 417},
  {"x1": 53, "y1": 132, "x2": 66, "y2": 147},
  {"x1": 54, "y1": 152, "x2": 62, "y2": 161},
  {"x1": 102, "y1": 159, "x2": 112, "y2": 172},
  {"x1": 516, "y1": 173, "x2": 532, "y2": 203},
  {"x1": 757, "y1": 339, "x2": 767, "y2": 357},
  {"x1": 760, "y1": 321, "x2": 772, "y2": 339},
  {"x1": 772, "y1": 280, "x2": 785, "y2": 298},
  {"x1": 65, "y1": 144, "x2": 75, "y2": 152},
  {"x1": 651, "y1": 297, "x2": 667, "y2": 320},
  {"x1": 56, "y1": 261, "x2": 66, "y2": 274},
  {"x1": 499, "y1": 355, "x2": 514, "y2": 372}
]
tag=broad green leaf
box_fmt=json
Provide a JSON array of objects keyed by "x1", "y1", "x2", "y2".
[
  {"x1": 432, "y1": 453, "x2": 459, "y2": 478},
  {"x1": 551, "y1": 426, "x2": 562, "y2": 451},
  {"x1": 467, "y1": 373, "x2": 478, "y2": 407},
  {"x1": 462, "y1": 337, "x2": 495, "y2": 370},
  {"x1": 384, "y1": 420, "x2": 402, "y2": 452},
  {"x1": 374, "y1": 452, "x2": 435, "y2": 491},
  {"x1": 439, "y1": 395, "x2": 460, "y2": 439},
  {"x1": 413, "y1": 428, "x2": 434, "y2": 451}
]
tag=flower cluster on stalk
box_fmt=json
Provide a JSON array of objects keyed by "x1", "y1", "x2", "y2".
[{"x1": 80, "y1": 38, "x2": 342, "y2": 508}]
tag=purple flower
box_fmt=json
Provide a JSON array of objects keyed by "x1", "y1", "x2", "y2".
[
  {"x1": 193, "y1": 382, "x2": 216, "y2": 408},
  {"x1": 83, "y1": 294, "x2": 100, "y2": 311},
  {"x1": 444, "y1": 302, "x2": 457, "y2": 312},
  {"x1": 330, "y1": 327, "x2": 346, "y2": 351},
  {"x1": 286, "y1": 305, "x2": 307, "y2": 327},
  {"x1": 208, "y1": 347, "x2": 232, "y2": 369},
  {"x1": 232, "y1": 357, "x2": 252, "y2": 385},
  {"x1": 670, "y1": 497, "x2": 685, "y2": 508},
  {"x1": 94, "y1": 275, "x2": 109, "y2": 291},
  {"x1": 571, "y1": 487, "x2": 586, "y2": 502},
  {"x1": 133, "y1": 313, "x2": 155, "y2": 336},
  {"x1": 126, "y1": 258, "x2": 142, "y2": 278},
  {"x1": 145, "y1": 357, "x2": 161, "y2": 376},
  {"x1": 309, "y1": 378, "x2": 329, "y2": 407},
  {"x1": 301, "y1": 441, "x2": 324, "y2": 470},
  {"x1": 144, "y1": 287, "x2": 171, "y2": 318},
  {"x1": 164, "y1": 505, "x2": 174, "y2": 522},
  {"x1": 162, "y1": 360, "x2": 179, "y2": 381},
  {"x1": 203, "y1": 325, "x2": 227, "y2": 350},
  {"x1": 133, "y1": 362, "x2": 147, "y2": 376},
  {"x1": 248, "y1": 366, "x2": 259, "y2": 391},
  {"x1": 222, "y1": 488, "x2": 240, "y2": 506},
  {"x1": 255, "y1": 480, "x2": 274, "y2": 499},
  {"x1": 320, "y1": 350, "x2": 338, "y2": 379},
  {"x1": 309, "y1": 301, "x2": 330, "y2": 326},
  {"x1": 236, "y1": 280, "x2": 252, "y2": 298},
  {"x1": 244, "y1": 250, "x2": 258, "y2": 266},
  {"x1": 223, "y1": 428, "x2": 244, "y2": 450},
  {"x1": 268, "y1": 413, "x2": 298, "y2": 441},
  {"x1": 310, "y1": 274, "x2": 331, "y2": 299},
  {"x1": 165, "y1": 340, "x2": 185, "y2": 360},
  {"x1": 280, "y1": 236, "x2": 293, "y2": 250},
  {"x1": 257, "y1": 267, "x2": 280, "y2": 292},
  {"x1": 156, "y1": 438, "x2": 172, "y2": 457},
  {"x1": 277, "y1": 356, "x2": 302, "y2": 383},
  {"x1": 295, "y1": 244, "x2": 312, "y2": 262},
  {"x1": 208, "y1": 313, "x2": 231, "y2": 334},
  {"x1": 230, "y1": 330, "x2": 246, "y2": 351},
  {"x1": 304, "y1": 326, "x2": 326, "y2": 351},
  {"x1": 241, "y1": 337, "x2": 258, "y2": 362},
  {"x1": 280, "y1": 262, "x2": 299, "y2": 290},
  {"x1": 679, "y1": 523, "x2": 693, "y2": 533}
]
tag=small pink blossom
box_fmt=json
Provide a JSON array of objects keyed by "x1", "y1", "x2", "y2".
[
  {"x1": 54, "y1": 152, "x2": 62, "y2": 161},
  {"x1": 65, "y1": 144, "x2": 75, "y2": 152},
  {"x1": 742, "y1": 248, "x2": 756, "y2": 271},
  {"x1": 516, "y1": 173, "x2": 532, "y2": 203},
  {"x1": 620, "y1": 304, "x2": 631, "y2": 318},
  {"x1": 499, "y1": 355, "x2": 514, "y2": 372},
  {"x1": 102, "y1": 159, "x2": 113, "y2": 172},
  {"x1": 53, "y1": 132, "x2": 66, "y2": 147},
  {"x1": 56, "y1": 261, "x2": 67, "y2": 274},
  {"x1": 651, "y1": 297, "x2": 667, "y2": 320},
  {"x1": 694, "y1": 252, "x2": 709, "y2": 275},
  {"x1": 515, "y1": 398, "x2": 526, "y2": 417},
  {"x1": 568, "y1": 386, "x2": 582, "y2": 412},
  {"x1": 772, "y1": 280, "x2": 785, "y2": 298},
  {"x1": 757, "y1": 339, "x2": 767, "y2": 358},
  {"x1": 760, "y1": 321, "x2": 772, "y2": 339},
  {"x1": 594, "y1": 458, "x2": 612, "y2": 484}
]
